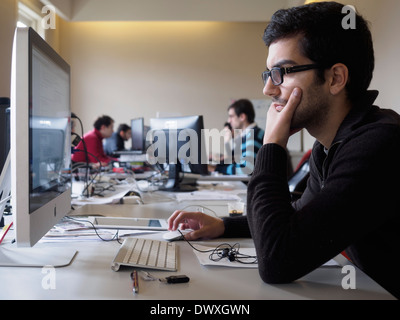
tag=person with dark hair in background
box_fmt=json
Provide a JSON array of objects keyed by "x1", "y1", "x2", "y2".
[
  {"x1": 209, "y1": 99, "x2": 265, "y2": 175},
  {"x1": 168, "y1": 2, "x2": 400, "y2": 298},
  {"x1": 103, "y1": 123, "x2": 131, "y2": 157},
  {"x1": 209, "y1": 122, "x2": 233, "y2": 164},
  {"x1": 71, "y1": 115, "x2": 116, "y2": 167}
]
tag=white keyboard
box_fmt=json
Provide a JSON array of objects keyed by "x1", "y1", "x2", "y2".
[{"x1": 111, "y1": 237, "x2": 177, "y2": 271}]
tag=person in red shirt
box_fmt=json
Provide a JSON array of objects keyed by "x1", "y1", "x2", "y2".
[{"x1": 72, "y1": 115, "x2": 117, "y2": 167}]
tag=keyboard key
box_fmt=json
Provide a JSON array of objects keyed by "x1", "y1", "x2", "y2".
[{"x1": 112, "y1": 237, "x2": 177, "y2": 272}]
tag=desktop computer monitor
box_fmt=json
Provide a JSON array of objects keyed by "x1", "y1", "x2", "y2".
[
  {"x1": 0, "y1": 98, "x2": 10, "y2": 226},
  {"x1": 0, "y1": 98, "x2": 10, "y2": 174},
  {"x1": 148, "y1": 115, "x2": 208, "y2": 191},
  {"x1": 0, "y1": 153, "x2": 11, "y2": 228},
  {"x1": 131, "y1": 117, "x2": 144, "y2": 153},
  {"x1": 9, "y1": 27, "x2": 72, "y2": 250}
]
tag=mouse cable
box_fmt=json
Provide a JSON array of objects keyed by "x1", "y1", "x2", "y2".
[
  {"x1": 66, "y1": 216, "x2": 122, "y2": 244},
  {"x1": 177, "y1": 229, "x2": 257, "y2": 264}
]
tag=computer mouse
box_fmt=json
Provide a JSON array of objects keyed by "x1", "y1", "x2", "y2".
[
  {"x1": 162, "y1": 230, "x2": 191, "y2": 241},
  {"x1": 124, "y1": 190, "x2": 141, "y2": 197}
]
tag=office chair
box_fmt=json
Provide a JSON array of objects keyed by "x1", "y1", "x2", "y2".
[{"x1": 288, "y1": 149, "x2": 311, "y2": 201}]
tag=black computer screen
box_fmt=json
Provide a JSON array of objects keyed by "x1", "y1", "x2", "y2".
[
  {"x1": 148, "y1": 115, "x2": 208, "y2": 192},
  {"x1": 131, "y1": 117, "x2": 144, "y2": 152},
  {"x1": 149, "y1": 115, "x2": 208, "y2": 175},
  {"x1": 0, "y1": 98, "x2": 10, "y2": 174},
  {"x1": 29, "y1": 31, "x2": 70, "y2": 212}
]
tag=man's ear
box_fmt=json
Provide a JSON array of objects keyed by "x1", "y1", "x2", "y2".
[{"x1": 328, "y1": 63, "x2": 349, "y2": 96}]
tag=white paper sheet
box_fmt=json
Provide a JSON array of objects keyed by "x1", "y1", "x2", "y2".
[
  {"x1": 193, "y1": 244, "x2": 340, "y2": 268},
  {"x1": 71, "y1": 184, "x2": 134, "y2": 205}
]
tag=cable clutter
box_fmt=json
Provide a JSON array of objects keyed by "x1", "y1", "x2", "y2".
[{"x1": 177, "y1": 229, "x2": 257, "y2": 265}]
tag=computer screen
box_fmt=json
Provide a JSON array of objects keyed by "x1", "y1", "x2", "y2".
[
  {"x1": 0, "y1": 98, "x2": 10, "y2": 175},
  {"x1": 10, "y1": 27, "x2": 72, "y2": 248},
  {"x1": 131, "y1": 117, "x2": 144, "y2": 152},
  {"x1": 0, "y1": 153, "x2": 11, "y2": 228},
  {"x1": 148, "y1": 115, "x2": 208, "y2": 191},
  {"x1": 0, "y1": 98, "x2": 10, "y2": 225}
]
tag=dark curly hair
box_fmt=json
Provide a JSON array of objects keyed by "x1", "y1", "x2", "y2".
[{"x1": 93, "y1": 115, "x2": 114, "y2": 130}]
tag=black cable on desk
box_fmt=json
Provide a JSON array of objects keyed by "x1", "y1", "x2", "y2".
[
  {"x1": 177, "y1": 229, "x2": 257, "y2": 264},
  {"x1": 66, "y1": 216, "x2": 122, "y2": 244}
]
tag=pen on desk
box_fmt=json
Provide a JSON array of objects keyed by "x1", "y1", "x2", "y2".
[
  {"x1": 131, "y1": 270, "x2": 139, "y2": 293},
  {"x1": 0, "y1": 222, "x2": 13, "y2": 245}
]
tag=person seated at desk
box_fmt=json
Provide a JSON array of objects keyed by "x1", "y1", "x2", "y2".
[
  {"x1": 209, "y1": 99, "x2": 265, "y2": 176},
  {"x1": 103, "y1": 123, "x2": 132, "y2": 157},
  {"x1": 71, "y1": 115, "x2": 117, "y2": 167},
  {"x1": 168, "y1": 2, "x2": 400, "y2": 299},
  {"x1": 209, "y1": 122, "x2": 233, "y2": 164}
]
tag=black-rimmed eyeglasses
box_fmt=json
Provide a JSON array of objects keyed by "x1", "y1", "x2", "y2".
[{"x1": 262, "y1": 64, "x2": 320, "y2": 86}]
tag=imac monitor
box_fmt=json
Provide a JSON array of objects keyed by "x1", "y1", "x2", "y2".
[
  {"x1": 0, "y1": 98, "x2": 10, "y2": 226},
  {"x1": 148, "y1": 115, "x2": 208, "y2": 191},
  {"x1": 0, "y1": 98, "x2": 10, "y2": 174},
  {"x1": 0, "y1": 153, "x2": 11, "y2": 228},
  {"x1": 9, "y1": 27, "x2": 72, "y2": 250},
  {"x1": 131, "y1": 117, "x2": 144, "y2": 153}
]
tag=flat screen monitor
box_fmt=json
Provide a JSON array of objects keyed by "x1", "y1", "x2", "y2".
[
  {"x1": 0, "y1": 153, "x2": 11, "y2": 227},
  {"x1": 0, "y1": 98, "x2": 10, "y2": 175},
  {"x1": 131, "y1": 117, "x2": 144, "y2": 153},
  {"x1": 4, "y1": 27, "x2": 75, "y2": 266},
  {"x1": 0, "y1": 98, "x2": 10, "y2": 226},
  {"x1": 148, "y1": 115, "x2": 208, "y2": 191}
]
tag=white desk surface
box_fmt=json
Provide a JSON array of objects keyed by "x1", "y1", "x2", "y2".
[{"x1": 0, "y1": 182, "x2": 396, "y2": 300}]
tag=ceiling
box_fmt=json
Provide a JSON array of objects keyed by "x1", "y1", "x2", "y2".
[{"x1": 41, "y1": 0, "x2": 305, "y2": 22}]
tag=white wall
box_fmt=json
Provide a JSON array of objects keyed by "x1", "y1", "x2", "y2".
[
  {"x1": 0, "y1": 0, "x2": 17, "y2": 98},
  {"x1": 59, "y1": 20, "x2": 268, "y2": 134},
  {"x1": 362, "y1": 0, "x2": 400, "y2": 112}
]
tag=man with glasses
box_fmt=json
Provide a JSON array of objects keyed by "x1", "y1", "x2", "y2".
[{"x1": 168, "y1": 2, "x2": 400, "y2": 298}]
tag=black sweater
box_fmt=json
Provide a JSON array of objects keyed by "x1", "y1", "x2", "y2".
[{"x1": 223, "y1": 91, "x2": 400, "y2": 299}]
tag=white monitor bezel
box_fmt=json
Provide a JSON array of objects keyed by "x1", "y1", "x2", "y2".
[{"x1": 10, "y1": 27, "x2": 72, "y2": 247}]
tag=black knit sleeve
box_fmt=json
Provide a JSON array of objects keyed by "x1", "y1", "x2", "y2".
[{"x1": 222, "y1": 216, "x2": 251, "y2": 238}]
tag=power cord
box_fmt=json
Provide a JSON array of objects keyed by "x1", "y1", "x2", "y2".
[{"x1": 71, "y1": 113, "x2": 90, "y2": 197}]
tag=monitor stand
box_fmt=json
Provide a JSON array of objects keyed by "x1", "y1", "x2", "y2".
[
  {"x1": 0, "y1": 152, "x2": 77, "y2": 268},
  {"x1": 159, "y1": 163, "x2": 197, "y2": 192},
  {"x1": 0, "y1": 245, "x2": 77, "y2": 267}
]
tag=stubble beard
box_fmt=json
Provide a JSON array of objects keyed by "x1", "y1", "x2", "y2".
[{"x1": 286, "y1": 80, "x2": 330, "y2": 133}]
